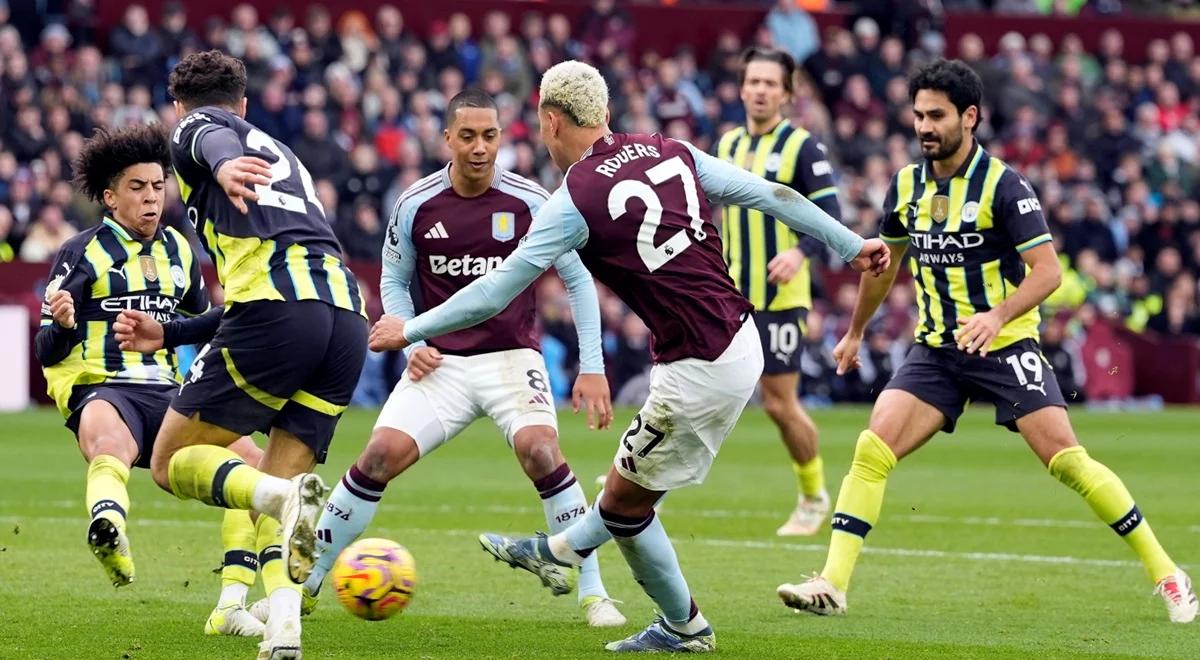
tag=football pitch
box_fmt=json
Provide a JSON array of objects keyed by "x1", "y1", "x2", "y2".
[{"x1": 2, "y1": 405, "x2": 1198, "y2": 659}]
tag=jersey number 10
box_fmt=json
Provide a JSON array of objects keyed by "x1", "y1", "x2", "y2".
[
  {"x1": 608, "y1": 156, "x2": 707, "y2": 273},
  {"x1": 245, "y1": 129, "x2": 325, "y2": 218}
]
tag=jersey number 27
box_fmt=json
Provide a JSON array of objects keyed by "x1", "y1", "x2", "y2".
[{"x1": 608, "y1": 156, "x2": 707, "y2": 273}]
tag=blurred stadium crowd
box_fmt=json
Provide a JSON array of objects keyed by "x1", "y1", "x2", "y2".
[{"x1": 1, "y1": 0, "x2": 1198, "y2": 405}]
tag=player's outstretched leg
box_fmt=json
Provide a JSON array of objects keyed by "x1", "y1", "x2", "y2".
[
  {"x1": 205, "y1": 509, "x2": 265, "y2": 637},
  {"x1": 778, "y1": 429, "x2": 895, "y2": 616},
  {"x1": 597, "y1": 474, "x2": 713, "y2": 653},
  {"x1": 303, "y1": 428, "x2": 419, "y2": 600},
  {"x1": 1025, "y1": 408, "x2": 1197, "y2": 623},
  {"x1": 516, "y1": 426, "x2": 625, "y2": 627},
  {"x1": 77, "y1": 401, "x2": 140, "y2": 588},
  {"x1": 153, "y1": 412, "x2": 327, "y2": 586},
  {"x1": 85, "y1": 454, "x2": 135, "y2": 587}
]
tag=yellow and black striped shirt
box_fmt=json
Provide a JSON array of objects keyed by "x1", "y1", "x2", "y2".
[
  {"x1": 879, "y1": 141, "x2": 1052, "y2": 350},
  {"x1": 715, "y1": 119, "x2": 840, "y2": 311},
  {"x1": 38, "y1": 217, "x2": 209, "y2": 415},
  {"x1": 170, "y1": 105, "x2": 365, "y2": 316}
]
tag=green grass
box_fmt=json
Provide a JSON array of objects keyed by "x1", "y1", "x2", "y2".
[{"x1": 2, "y1": 405, "x2": 1199, "y2": 659}]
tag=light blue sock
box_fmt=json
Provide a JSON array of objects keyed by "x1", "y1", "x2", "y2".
[
  {"x1": 537, "y1": 465, "x2": 609, "y2": 601},
  {"x1": 304, "y1": 465, "x2": 385, "y2": 594},
  {"x1": 601, "y1": 508, "x2": 708, "y2": 635}
]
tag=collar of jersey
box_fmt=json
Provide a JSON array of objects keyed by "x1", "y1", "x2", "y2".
[
  {"x1": 920, "y1": 139, "x2": 985, "y2": 183},
  {"x1": 102, "y1": 216, "x2": 163, "y2": 243},
  {"x1": 440, "y1": 161, "x2": 503, "y2": 193},
  {"x1": 744, "y1": 118, "x2": 790, "y2": 139}
]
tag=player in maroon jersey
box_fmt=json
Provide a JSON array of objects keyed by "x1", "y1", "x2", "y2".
[{"x1": 370, "y1": 61, "x2": 888, "y2": 653}]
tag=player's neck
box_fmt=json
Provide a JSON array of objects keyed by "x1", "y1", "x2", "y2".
[
  {"x1": 747, "y1": 115, "x2": 783, "y2": 137},
  {"x1": 931, "y1": 135, "x2": 975, "y2": 180},
  {"x1": 565, "y1": 126, "x2": 612, "y2": 164},
  {"x1": 448, "y1": 162, "x2": 493, "y2": 198}
]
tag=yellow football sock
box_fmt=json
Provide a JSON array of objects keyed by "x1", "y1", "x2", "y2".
[
  {"x1": 793, "y1": 455, "x2": 826, "y2": 499},
  {"x1": 256, "y1": 514, "x2": 299, "y2": 597},
  {"x1": 86, "y1": 455, "x2": 131, "y2": 531},
  {"x1": 221, "y1": 509, "x2": 258, "y2": 589},
  {"x1": 821, "y1": 430, "x2": 896, "y2": 592},
  {"x1": 167, "y1": 445, "x2": 264, "y2": 509},
  {"x1": 1048, "y1": 446, "x2": 1176, "y2": 584}
]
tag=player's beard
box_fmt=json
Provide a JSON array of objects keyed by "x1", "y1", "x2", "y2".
[{"x1": 920, "y1": 129, "x2": 963, "y2": 161}]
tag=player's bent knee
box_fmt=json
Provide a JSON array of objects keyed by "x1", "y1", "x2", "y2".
[
  {"x1": 599, "y1": 471, "x2": 661, "y2": 517},
  {"x1": 358, "y1": 428, "x2": 420, "y2": 484},
  {"x1": 512, "y1": 425, "x2": 564, "y2": 480}
]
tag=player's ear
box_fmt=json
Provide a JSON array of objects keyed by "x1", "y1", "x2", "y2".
[
  {"x1": 102, "y1": 188, "x2": 116, "y2": 212},
  {"x1": 964, "y1": 105, "x2": 979, "y2": 132},
  {"x1": 172, "y1": 99, "x2": 184, "y2": 117},
  {"x1": 239, "y1": 97, "x2": 248, "y2": 118}
]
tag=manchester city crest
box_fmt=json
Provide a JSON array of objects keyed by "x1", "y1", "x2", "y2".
[
  {"x1": 961, "y1": 201, "x2": 980, "y2": 224},
  {"x1": 492, "y1": 212, "x2": 515, "y2": 242}
]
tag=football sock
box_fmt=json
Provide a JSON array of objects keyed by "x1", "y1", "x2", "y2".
[
  {"x1": 821, "y1": 430, "x2": 896, "y2": 592},
  {"x1": 305, "y1": 464, "x2": 386, "y2": 594},
  {"x1": 86, "y1": 455, "x2": 130, "y2": 533},
  {"x1": 1048, "y1": 446, "x2": 1176, "y2": 583},
  {"x1": 535, "y1": 463, "x2": 609, "y2": 601},
  {"x1": 257, "y1": 513, "x2": 300, "y2": 633},
  {"x1": 167, "y1": 445, "x2": 289, "y2": 517},
  {"x1": 549, "y1": 504, "x2": 612, "y2": 565},
  {"x1": 219, "y1": 509, "x2": 258, "y2": 606},
  {"x1": 601, "y1": 507, "x2": 707, "y2": 635},
  {"x1": 794, "y1": 455, "x2": 826, "y2": 500}
]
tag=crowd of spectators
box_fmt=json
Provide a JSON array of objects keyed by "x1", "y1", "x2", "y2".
[{"x1": 2, "y1": 0, "x2": 1198, "y2": 404}]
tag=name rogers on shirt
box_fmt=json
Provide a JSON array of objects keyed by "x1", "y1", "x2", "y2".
[{"x1": 595, "y1": 143, "x2": 662, "y2": 178}]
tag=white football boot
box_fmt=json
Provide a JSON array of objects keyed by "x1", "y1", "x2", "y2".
[
  {"x1": 204, "y1": 602, "x2": 265, "y2": 637},
  {"x1": 280, "y1": 473, "x2": 327, "y2": 584},
  {"x1": 257, "y1": 617, "x2": 302, "y2": 660},
  {"x1": 582, "y1": 596, "x2": 627, "y2": 627},
  {"x1": 1154, "y1": 568, "x2": 1198, "y2": 623},
  {"x1": 776, "y1": 492, "x2": 830, "y2": 537},
  {"x1": 777, "y1": 575, "x2": 847, "y2": 616}
]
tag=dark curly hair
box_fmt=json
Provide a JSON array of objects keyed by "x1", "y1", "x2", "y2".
[
  {"x1": 72, "y1": 124, "x2": 171, "y2": 203},
  {"x1": 168, "y1": 49, "x2": 247, "y2": 110},
  {"x1": 909, "y1": 59, "x2": 984, "y2": 117}
]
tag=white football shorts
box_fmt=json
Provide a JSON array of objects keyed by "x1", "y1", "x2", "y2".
[{"x1": 374, "y1": 347, "x2": 558, "y2": 456}]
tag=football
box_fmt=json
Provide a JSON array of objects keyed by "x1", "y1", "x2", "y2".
[{"x1": 331, "y1": 538, "x2": 417, "y2": 621}]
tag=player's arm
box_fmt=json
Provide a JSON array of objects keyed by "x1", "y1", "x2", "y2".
[
  {"x1": 678, "y1": 141, "x2": 888, "y2": 275},
  {"x1": 34, "y1": 245, "x2": 91, "y2": 366},
  {"x1": 177, "y1": 111, "x2": 272, "y2": 215},
  {"x1": 371, "y1": 189, "x2": 587, "y2": 351},
  {"x1": 552, "y1": 251, "x2": 604, "y2": 375},
  {"x1": 834, "y1": 175, "x2": 910, "y2": 374},
  {"x1": 378, "y1": 202, "x2": 426, "y2": 357},
  {"x1": 955, "y1": 173, "x2": 1060, "y2": 357},
  {"x1": 114, "y1": 307, "x2": 223, "y2": 352},
  {"x1": 552, "y1": 249, "x2": 613, "y2": 430}
]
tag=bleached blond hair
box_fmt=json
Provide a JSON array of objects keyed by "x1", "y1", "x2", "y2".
[{"x1": 538, "y1": 60, "x2": 609, "y2": 128}]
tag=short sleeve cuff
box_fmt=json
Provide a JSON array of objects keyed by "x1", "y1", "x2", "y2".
[{"x1": 1015, "y1": 233, "x2": 1052, "y2": 252}]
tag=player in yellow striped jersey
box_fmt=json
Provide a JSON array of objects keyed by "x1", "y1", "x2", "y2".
[
  {"x1": 778, "y1": 60, "x2": 1197, "y2": 623},
  {"x1": 34, "y1": 124, "x2": 266, "y2": 636},
  {"x1": 112, "y1": 51, "x2": 368, "y2": 658},
  {"x1": 715, "y1": 47, "x2": 839, "y2": 536}
]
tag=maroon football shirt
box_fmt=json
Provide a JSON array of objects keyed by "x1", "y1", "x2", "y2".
[
  {"x1": 564, "y1": 133, "x2": 753, "y2": 362},
  {"x1": 406, "y1": 168, "x2": 548, "y2": 355}
]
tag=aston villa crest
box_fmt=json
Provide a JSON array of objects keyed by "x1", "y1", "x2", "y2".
[{"x1": 492, "y1": 212, "x2": 515, "y2": 242}]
